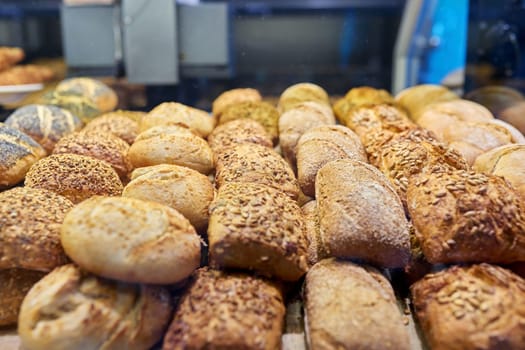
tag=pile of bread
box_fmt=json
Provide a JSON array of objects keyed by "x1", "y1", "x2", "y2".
[
  {"x1": 1, "y1": 79, "x2": 525, "y2": 350},
  {"x1": 0, "y1": 47, "x2": 53, "y2": 86}
]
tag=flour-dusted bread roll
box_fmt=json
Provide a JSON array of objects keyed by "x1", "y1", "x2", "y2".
[
  {"x1": 82, "y1": 111, "x2": 141, "y2": 144},
  {"x1": 333, "y1": 86, "x2": 395, "y2": 125},
  {"x1": 53, "y1": 131, "x2": 132, "y2": 180},
  {"x1": 395, "y1": 84, "x2": 459, "y2": 121},
  {"x1": 18, "y1": 264, "x2": 173, "y2": 350},
  {"x1": 212, "y1": 87, "x2": 262, "y2": 117},
  {"x1": 5, "y1": 104, "x2": 83, "y2": 153},
  {"x1": 25, "y1": 153, "x2": 123, "y2": 204},
  {"x1": 208, "y1": 182, "x2": 308, "y2": 281},
  {"x1": 411, "y1": 264, "x2": 525, "y2": 350},
  {"x1": 123, "y1": 164, "x2": 214, "y2": 232},
  {"x1": 55, "y1": 77, "x2": 118, "y2": 114},
  {"x1": 296, "y1": 125, "x2": 367, "y2": 197},
  {"x1": 163, "y1": 268, "x2": 285, "y2": 350},
  {"x1": 302, "y1": 200, "x2": 326, "y2": 266},
  {"x1": 140, "y1": 102, "x2": 216, "y2": 138},
  {"x1": 343, "y1": 103, "x2": 415, "y2": 137},
  {"x1": 208, "y1": 118, "x2": 273, "y2": 157},
  {"x1": 278, "y1": 101, "x2": 336, "y2": 167},
  {"x1": 215, "y1": 143, "x2": 299, "y2": 200},
  {"x1": 305, "y1": 259, "x2": 410, "y2": 350},
  {"x1": 61, "y1": 196, "x2": 201, "y2": 284},
  {"x1": 316, "y1": 159, "x2": 410, "y2": 268},
  {"x1": 129, "y1": 124, "x2": 214, "y2": 174},
  {"x1": 407, "y1": 169, "x2": 525, "y2": 264},
  {"x1": 0, "y1": 123, "x2": 45, "y2": 189},
  {"x1": 277, "y1": 82, "x2": 330, "y2": 114}
]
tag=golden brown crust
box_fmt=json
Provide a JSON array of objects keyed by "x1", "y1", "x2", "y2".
[
  {"x1": 25, "y1": 153, "x2": 123, "y2": 204},
  {"x1": 0, "y1": 64, "x2": 53, "y2": 85},
  {"x1": 0, "y1": 47, "x2": 24, "y2": 71},
  {"x1": 344, "y1": 103, "x2": 415, "y2": 137},
  {"x1": 55, "y1": 77, "x2": 118, "y2": 113},
  {"x1": 315, "y1": 159, "x2": 411, "y2": 268},
  {"x1": 277, "y1": 82, "x2": 330, "y2": 114},
  {"x1": 18, "y1": 264, "x2": 173, "y2": 350},
  {"x1": 333, "y1": 86, "x2": 395, "y2": 125},
  {"x1": 411, "y1": 264, "x2": 525, "y2": 350},
  {"x1": 82, "y1": 112, "x2": 140, "y2": 144},
  {"x1": 395, "y1": 84, "x2": 459, "y2": 121},
  {"x1": 208, "y1": 182, "x2": 309, "y2": 281},
  {"x1": 0, "y1": 187, "x2": 73, "y2": 271},
  {"x1": 407, "y1": 169, "x2": 525, "y2": 264},
  {"x1": 212, "y1": 88, "x2": 262, "y2": 117},
  {"x1": 305, "y1": 259, "x2": 410, "y2": 350},
  {"x1": 208, "y1": 118, "x2": 273, "y2": 157},
  {"x1": 61, "y1": 196, "x2": 201, "y2": 284},
  {"x1": 163, "y1": 267, "x2": 285, "y2": 350}
]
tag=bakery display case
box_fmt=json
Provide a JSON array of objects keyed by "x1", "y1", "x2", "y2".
[{"x1": 1, "y1": 1, "x2": 525, "y2": 350}]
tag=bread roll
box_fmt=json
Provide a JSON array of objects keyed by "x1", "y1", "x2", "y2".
[
  {"x1": 163, "y1": 268, "x2": 285, "y2": 350},
  {"x1": 123, "y1": 164, "x2": 214, "y2": 232},
  {"x1": 55, "y1": 77, "x2": 118, "y2": 114},
  {"x1": 0, "y1": 46, "x2": 24, "y2": 71},
  {"x1": 277, "y1": 82, "x2": 330, "y2": 113},
  {"x1": 343, "y1": 103, "x2": 415, "y2": 137},
  {"x1": 53, "y1": 131, "x2": 132, "y2": 180},
  {"x1": 296, "y1": 125, "x2": 367, "y2": 197},
  {"x1": 212, "y1": 87, "x2": 262, "y2": 117},
  {"x1": 0, "y1": 187, "x2": 73, "y2": 271},
  {"x1": 302, "y1": 200, "x2": 326, "y2": 266},
  {"x1": 215, "y1": 143, "x2": 299, "y2": 200},
  {"x1": 18, "y1": 264, "x2": 173, "y2": 350},
  {"x1": 407, "y1": 169, "x2": 525, "y2": 264},
  {"x1": 219, "y1": 101, "x2": 279, "y2": 143},
  {"x1": 316, "y1": 159, "x2": 410, "y2": 268},
  {"x1": 208, "y1": 118, "x2": 273, "y2": 156},
  {"x1": 0, "y1": 123, "x2": 45, "y2": 189},
  {"x1": 0, "y1": 269, "x2": 45, "y2": 327},
  {"x1": 25, "y1": 153, "x2": 123, "y2": 204},
  {"x1": 208, "y1": 182, "x2": 308, "y2": 281},
  {"x1": 333, "y1": 86, "x2": 395, "y2": 125},
  {"x1": 140, "y1": 102, "x2": 215, "y2": 138},
  {"x1": 485, "y1": 118, "x2": 525, "y2": 143},
  {"x1": 128, "y1": 125, "x2": 214, "y2": 174},
  {"x1": 61, "y1": 196, "x2": 201, "y2": 284},
  {"x1": 43, "y1": 89, "x2": 101, "y2": 123},
  {"x1": 465, "y1": 85, "x2": 525, "y2": 117},
  {"x1": 82, "y1": 111, "x2": 141, "y2": 144},
  {"x1": 498, "y1": 101, "x2": 525, "y2": 134},
  {"x1": 278, "y1": 101, "x2": 336, "y2": 167},
  {"x1": 395, "y1": 84, "x2": 459, "y2": 121},
  {"x1": 411, "y1": 264, "x2": 525, "y2": 350},
  {"x1": 5, "y1": 104, "x2": 83, "y2": 153},
  {"x1": 305, "y1": 259, "x2": 410, "y2": 350}
]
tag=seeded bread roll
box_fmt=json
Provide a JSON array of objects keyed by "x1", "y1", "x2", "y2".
[
  {"x1": 0, "y1": 123, "x2": 45, "y2": 189},
  {"x1": 305, "y1": 259, "x2": 410, "y2": 350},
  {"x1": 140, "y1": 102, "x2": 216, "y2": 138},
  {"x1": 0, "y1": 269, "x2": 45, "y2": 326},
  {"x1": 278, "y1": 101, "x2": 336, "y2": 168},
  {"x1": 129, "y1": 125, "x2": 214, "y2": 174},
  {"x1": 343, "y1": 103, "x2": 415, "y2": 137},
  {"x1": 25, "y1": 153, "x2": 123, "y2": 204},
  {"x1": 316, "y1": 159, "x2": 410, "y2": 268},
  {"x1": 219, "y1": 101, "x2": 280, "y2": 144},
  {"x1": 55, "y1": 77, "x2": 118, "y2": 114},
  {"x1": 278, "y1": 83, "x2": 330, "y2": 114},
  {"x1": 407, "y1": 169, "x2": 525, "y2": 264},
  {"x1": 215, "y1": 143, "x2": 299, "y2": 200},
  {"x1": 208, "y1": 182, "x2": 308, "y2": 281},
  {"x1": 123, "y1": 164, "x2": 214, "y2": 232},
  {"x1": 0, "y1": 187, "x2": 73, "y2": 271},
  {"x1": 395, "y1": 84, "x2": 459, "y2": 121},
  {"x1": 163, "y1": 268, "x2": 285, "y2": 350},
  {"x1": 18, "y1": 264, "x2": 173, "y2": 350},
  {"x1": 411, "y1": 264, "x2": 525, "y2": 350},
  {"x1": 61, "y1": 196, "x2": 201, "y2": 284},
  {"x1": 302, "y1": 200, "x2": 327, "y2": 266},
  {"x1": 212, "y1": 88, "x2": 262, "y2": 117},
  {"x1": 82, "y1": 111, "x2": 141, "y2": 144},
  {"x1": 208, "y1": 119, "x2": 273, "y2": 157},
  {"x1": 333, "y1": 86, "x2": 395, "y2": 125},
  {"x1": 296, "y1": 125, "x2": 367, "y2": 197},
  {"x1": 53, "y1": 131, "x2": 132, "y2": 180}
]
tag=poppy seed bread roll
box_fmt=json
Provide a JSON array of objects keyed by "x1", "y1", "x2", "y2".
[{"x1": 208, "y1": 119, "x2": 273, "y2": 157}]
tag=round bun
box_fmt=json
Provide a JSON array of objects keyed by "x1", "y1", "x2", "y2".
[
  {"x1": 53, "y1": 131, "x2": 132, "y2": 180},
  {"x1": 61, "y1": 196, "x2": 202, "y2": 284},
  {"x1": 277, "y1": 83, "x2": 330, "y2": 113},
  {"x1": 219, "y1": 101, "x2": 279, "y2": 143},
  {"x1": 498, "y1": 101, "x2": 525, "y2": 134},
  {"x1": 0, "y1": 123, "x2": 45, "y2": 189},
  {"x1": 82, "y1": 111, "x2": 140, "y2": 144},
  {"x1": 465, "y1": 85, "x2": 524, "y2": 116},
  {"x1": 0, "y1": 187, "x2": 73, "y2": 271},
  {"x1": 123, "y1": 164, "x2": 215, "y2": 232},
  {"x1": 18, "y1": 264, "x2": 173, "y2": 350},
  {"x1": 129, "y1": 125, "x2": 214, "y2": 174},
  {"x1": 5, "y1": 104, "x2": 83, "y2": 153},
  {"x1": 55, "y1": 77, "x2": 118, "y2": 113},
  {"x1": 212, "y1": 88, "x2": 262, "y2": 117},
  {"x1": 344, "y1": 103, "x2": 414, "y2": 138},
  {"x1": 333, "y1": 86, "x2": 394, "y2": 125},
  {"x1": 25, "y1": 153, "x2": 123, "y2": 204},
  {"x1": 395, "y1": 84, "x2": 459, "y2": 121},
  {"x1": 208, "y1": 118, "x2": 273, "y2": 156}
]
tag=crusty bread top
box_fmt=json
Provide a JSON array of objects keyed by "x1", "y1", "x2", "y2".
[
  {"x1": 55, "y1": 77, "x2": 118, "y2": 113},
  {"x1": 82, "y1": 112, "x2": 140, "y2": 144},
  {"x1": 212, "y1": 88, "x2": 262, "y2": 117},
  {"x1": 333, "y1": 86, "x2": 395, "y2": 124},
  {"x1": 208, "y1": 118, "x2": 273, "y2": 155},
  {"x1": 278, "y1": 82, "x2": 330, "y2": 113},
  {"x1": 344, "y1": 103, "x2": 415, "y2": 137},
  {"x1": 0, "y1": 122, "x2": 45, "y2": 170}
]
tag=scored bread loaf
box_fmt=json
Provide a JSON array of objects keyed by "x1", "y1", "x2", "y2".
[
  {"x1": 411, "y1": 264, "x2": 525, "y2": 350},
  {"x1": 212, "y1": 87, "x2": 262, "y2": 117},
  {"x1": 162, "y1": 267, "x2": 285, "y2": 350},
  {"x1": 82, "y1": 111, "x2": 141, "y2": 144},
  {"x1": 305, "y1": 259, "x2": 410, "y2": 350},
  {"x1": 315, "y1": 159, "x2": 410, "y2": 268},
  {"x1": 55, "y1": 77, "x2": 118, "y2": 114},
  {"x1": 208, "y1": 182, "x2": 308, "y2": 281},
  {"x1": 333, "y1": 86, "x2": 395, "y2": 125},
  {"x1": 277, "y1": 82, "x2": 330, "y2": 114}
]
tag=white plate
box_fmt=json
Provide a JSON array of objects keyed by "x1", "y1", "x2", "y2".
[{"x1": 0, "y1": 83, "x2": 43, "y2": 105}]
